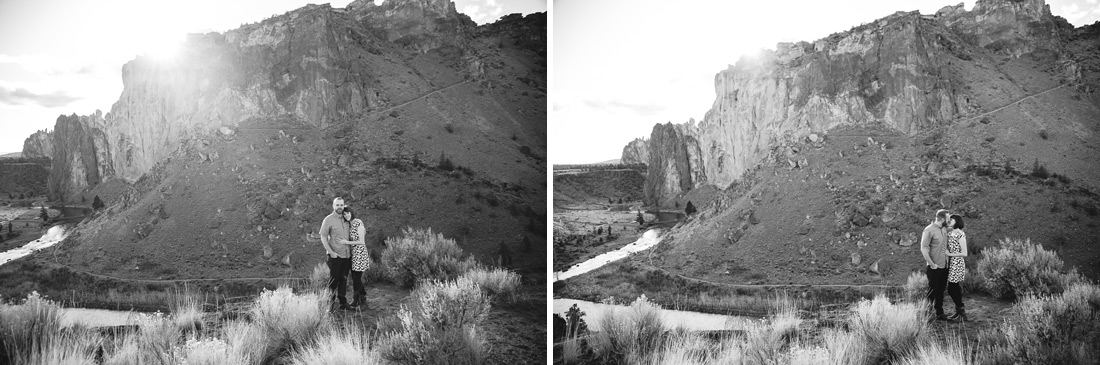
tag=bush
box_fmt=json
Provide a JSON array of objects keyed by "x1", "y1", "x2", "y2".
[
  {"x1": 995, "y1": 283, "x2": 1100, "y2": 364},
  {"x1": 290, "y1": 324, "x2": 384, "y2": 365},
  {"x1": 248, "y1": 286, "x2": 332, "y2": 363},
  {"x1": 460, "y1": 267, "x2": 521, "y2": 299},
  {"x1": 1031, "y1": 159, "x2": 1050, "y2": 179},
  {"x1": 975, "y1": 238, "x2": 1081, "y2": 300},
  {"x1": 378, "y1": 277, "x2": 491, "y2": 364},
  {"x1": 309, "y1": 262, "x2": 329, "y2": 291},
  {"x1": 848, "y1": 295, "x2": 930, "y2": 364},
  {"x1": 380, "y1": 227, "x2": 476, "y2": 287},
  {"x1": 904, "y1": 271, "x2": 929, "y2": 303},
  {"x1": 0, "y1": 292, "x2": 100, "y2": 365},
  {"x1": 589, "y1": 295, "x2": 665, "y2": 364}
]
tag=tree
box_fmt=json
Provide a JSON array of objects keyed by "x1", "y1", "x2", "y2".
[
  {"x1": 608, "y1": 197, "x2": 613, "y2": 204},
  {"x1": 685, "y1": 201, "x2": 697, "y2": 215},
  {"x1": 438, "y1": 152, "x2": 455, "y2": 171},
  {"x1": 618, "y1": 197, "x2": 623, "y2": 204},
  {"x1": 92, "y1": 195, "x2": 105, "y2": 211},
  {"x1": 636, "y1": 212, "x2": 645, "y2": 226},
  {"x1": 597, "y1": 227, "x2": 603, "y2": 235},
  {"x1": 40, "y1": 206, "x2": 49, "y2": 222},
  {"x1": 81, "y1": 195, "x2": 86, "y2": 204},
  {"x1": 565, "y1": 304, "x2": 588, "y2": 338},
  {"x1": 607, "y1": 225, "x2": 612, "y2": 236}
]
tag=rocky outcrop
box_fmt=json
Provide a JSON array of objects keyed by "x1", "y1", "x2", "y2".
[
  {"x1": 347, "y1": 0, "x2": 476, "y2": 53},
  {"x1": 644, "y1": 121, "x2": 704, "y2": 206},
  {"x1": 620, "y1": 137, "x2": 649, "y2": 165},
  {"x1": 48, "y1": 111, "x2": 112, "y2": 201},
  {"x1": 21, "y1": 129, "x2": 52, "y2": 159},
  {"x1": 634, "y1": 0, "x2": 1073, "y2": 204}
]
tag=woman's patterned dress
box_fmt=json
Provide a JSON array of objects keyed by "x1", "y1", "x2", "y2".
[
  {"x1": 350, "y1": 218, "x2": 370, "y2": 271},
  {"x1": 947, "y1": 229, "x2": 967, "y2": 283}
]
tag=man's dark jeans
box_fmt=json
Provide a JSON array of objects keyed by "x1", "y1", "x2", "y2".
[
  {"x1": 926, "y1": 265, "x2": 949, "y2": 316},
  {"x1": 327, "y1": 257, "x2": 352, "y2": 306}
]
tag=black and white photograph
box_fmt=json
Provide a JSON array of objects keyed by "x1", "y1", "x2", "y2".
[
  {"x1": 0, "y1": 0, "x2": 546, "y2": 363},
  {"x1": 552, "y1": 0, "x2": 1100, "y2": 363}
]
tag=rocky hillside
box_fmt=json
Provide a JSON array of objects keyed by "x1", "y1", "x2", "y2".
[
  {"x1": 625, "y1": 0, "x2": 1100, "y2": 283},
  {"x1": 21, "y1": 130, "x2": 52, "y2": 159},
  {"x1": 35, "y1": 0, "x2": 545, "y2": 278},
  {"x1": 635, "y1": 0, "x2": 1097, "y2": 205}
]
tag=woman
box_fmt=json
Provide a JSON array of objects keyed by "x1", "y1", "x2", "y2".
[
  {"x1": 945, "y1": 214, "x2": 968, "y2": 321},
  {"x1": 339, "y1": 207, "x2": 369, "y2": 310}
]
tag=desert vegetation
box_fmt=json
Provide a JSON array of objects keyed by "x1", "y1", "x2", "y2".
[
  {"x1": 554, "y1": 237, "x2": 1099, "y2": 364},
  {"x1": 1, "y1": 227, "x2": 525, "y2": 364}
]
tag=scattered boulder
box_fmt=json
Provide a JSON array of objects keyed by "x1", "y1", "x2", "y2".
[
  {"x1": 809, "y1": 133, "x2": 821, "y2": 143},
  {"x1": 748, "y1": 210, "x2": 760, "y2": 225},
  {"x1": 898, "y1": 232, "x2": 917, "y2": 246},
  {"x1": 851, "y1": 252, "x2": 861, "y2": 265},
  {"x1": 727, "y1": 228, "x2": 745, "y2": 244},
  {"x1": 263, "y1": 245, "x2": 273, "y2": 259},
  {"x1": 198, "y1": 152, "x2": 208, "y2": 162},
  {"x1": 881, "y1": 211, "x2": 897, "y2": 223},
  {"x1": 219, "y1": 127, "x2": 235, "y2": 136},
  {"x1": 870, "y1": 258, "x2": 882, "y2": 274},
  {"x1": 210, "y1": 151, "x2": 220, "y2": 161},
  {"x1": 337, "y1": 154, "x2": 351, "y2": 168}
]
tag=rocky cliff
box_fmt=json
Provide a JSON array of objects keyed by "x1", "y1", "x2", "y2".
[
  {"x1": 47, "y1": 112, "x2": 112, "y2": 201},
  {"x1": 45, "y1": 0, "x2": 529, "y2": 201},
  {"x1": 620, "y1": 137, "x2": 649, "y2": 165},
  {"x1": 21, "y1": 129, "x2": 52, "y2": 159},
  {"x1": 636, "y1": 0, "x2": 1079, "y2": 204}
]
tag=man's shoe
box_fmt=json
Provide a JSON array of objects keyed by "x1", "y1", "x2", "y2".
[{"x1": 949, "y1": 307, "x2": 968, "y2": 322}]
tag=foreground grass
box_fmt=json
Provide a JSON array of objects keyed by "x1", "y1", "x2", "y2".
[{"x1": 2, "y1": 227, "x2": 528, "y2": 364}]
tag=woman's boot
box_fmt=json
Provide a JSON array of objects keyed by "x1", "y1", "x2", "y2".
[{"x1": 950, "y1": 307, "x2": 968, "y2": 322}]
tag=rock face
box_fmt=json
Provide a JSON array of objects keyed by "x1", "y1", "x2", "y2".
[
  {"x1": 21, "y1": 129, "x2": 53, "y2": 159},
  {"x1": 620, "y1": 137, "x2": 649, "y2": 165},
  {"x1": 634, "y1": 0, "x2": 1073, "y2": 204},
  {"x1": 45, "y1": 0, "x2": 520, "y2": 200},
  {"x1": 644, "y1": 120, "x2": 704, "y2": 206},
  {"x1": 48, "y1": 112, "x2": 112, "y2": 201}
]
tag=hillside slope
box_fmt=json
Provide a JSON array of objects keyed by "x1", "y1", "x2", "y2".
[
  {"x1": 625, "y1": 0, "x2": 1100, "y2": 284},
  {"x1": 43, "y1": 1, "x2": 545, "y2": 279}
]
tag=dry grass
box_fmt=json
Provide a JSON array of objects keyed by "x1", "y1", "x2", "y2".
[
  {"x1": 380, "y1": 227, "x2": 477, "y2": 287},
  {"x1": 289, "y1": 324, "x2": 384, "y2": 365},
  {"x1": 849, "y1": 295, "x2": 930, "y2": 364},
  {"x1": 248, "y1": 286, "x2": 333, "y2": 363},
  {"x1": 460, "y1": 266, "x2": 521, "y2": 299},
  {"x1": 589, "y1": 295, "x2": 666, "y2": 364},
  {"x1": 904, "y1": 271, "x2": 928, "y2": 303}
]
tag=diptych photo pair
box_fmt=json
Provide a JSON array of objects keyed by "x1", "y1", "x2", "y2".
[{"x1": 2, "y1": 0, "x2": 1100, "y2": 363}]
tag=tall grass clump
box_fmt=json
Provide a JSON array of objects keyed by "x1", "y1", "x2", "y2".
[
  {"x1": 904, "y1": 271, "x2": 928, "y2": 303},
  {"x1": 176, "y1": 337, "x2": 250, "y2": 365},
  {"x1": 898, "y1": 338, "x2": 975, "y2": 365},
  {"x1": 289, "y1": 324, "x2": 384, "y2": 365},
  {"x1": 172, "y1": 296, "x2": 204, "y2": 336},
  {"x1": 309, "y1": 262, "x2": 329, "y2": 291},
  {"x1": 741, "y1": 307, "x2": 803, "y2": 364},
  {"x1": 105, "y1": 314, "x2": 180, "y2": 365},
  {"x1": 787, "y1": 329, "x2": 866, "y2": 365},
  {"x1": 248, "y1": 286, "x2": 332, "y2": 363},
  {"x1": 0, "y1": 292, "x2": 101, "y2": 365},
  {"x1": 848, "y1": 295, "x2": 929, "y2": 364},
  {"x1": 379, "y1": 277, "x2": 491, "y2": 364},
  {"x1": 589, "y1": 295, "x2": 665, "y2": 364},
  {"x1": 993, "y1": 283, "x2": 1100, "y2": 364},
  {"x1": 976, "y1": 237, "x2": 1082, "y2": 300},
  {"x1": 460, "y1": 266, "x2": 521, "y2": 299},
  {"x1": 381, "y1": 227, "x2": 477, "y2": 287},
  {"x1": 0, "y1": 292, "x2": 63, "y2": 364},
  {"x1": 224, "y1": 320, "x2": 268, "y2": 363}
]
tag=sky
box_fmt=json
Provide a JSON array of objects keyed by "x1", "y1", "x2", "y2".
[
  {"x1": 552, "y1": 0, "x2": 1100, "y2": 164},
  {"x1": 0, "y1": 0, "x2": 546, "y2": 154}
]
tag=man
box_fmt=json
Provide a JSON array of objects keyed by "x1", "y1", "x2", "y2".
[
  {"x1": 920, "y1": 209, "x2": 951, "y2": 320},
  {"x1": 319, "y1": 197, "x2": 352, "y2": 310}
]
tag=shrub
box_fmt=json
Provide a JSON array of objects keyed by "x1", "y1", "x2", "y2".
[
  {"x1": 380, "y1": 227, "x2": 476, "y2": 287},
  {"x1": 1031, "y1": 159, "x2": 1050, "y2": 179},
  {"x1": 898, "y1": 338, "x2": 975, "y2": 365},
  {"x1": 995, "y1": 283, "x2": 1100, "y2": 364},
  {"x1": 105, "y1": 314, "x2": 180, "y2": 364},
  {"x1": 1039, "y1": 129, "x2": 1049, "y2": 140},
  {"x1": 224, "y1": 320, "x2": 268, "y2": 363},
  {"x1": 685, "y1": 201, "x2": 696, "y2": 215},
  {"x1": 177, "y1": 337, "x2": 249, "y2": 365},
  {"x1": 172, "y1": 296, "x2": 205, "y2": 336},
  {"x1": 460, "y1": 267, "x2": 521, "y2": 299},
  {"x1": 975, "y1": 238, "x2": 1081, "y2": 300},
  {"x1": 445, "y1": 123, "x2": 454, "y2": 133},
  {"x1": 848, "y1": 295, "x2": 929, "y2": 364},
  {"x1": 309, "y1": 262, "x2": 329, "y2": 291},
  {"x1": 289, "y1": 324, "x2": 384, "y2": 365},
  {"x1": 589, "y1": 295, "x2": 665, "y2": 364},
  {"x1": 0, "y1": 292, "x2": 99, "y2": 364},
  {"x1": 248, "y1": 286, "x2": 332, "y2": 363},
  {"x1": 437, "y1": 152, "x2": 455, "y2": 172},
  {"x1": 561, "y1": 337, "x2": 583, "y2": 364},
  {"x1": 903, "y1": 271, "x2": 928, "y2": 303},
  {"x1": 92, "y1": 195, "x2": 104, "y2": 210},
  {"x1": 742, "y1": 306, "x2": 802, "y2": 363},
  {"x1": 378, "y1": 277, "x2": 491, "y2": 364}
]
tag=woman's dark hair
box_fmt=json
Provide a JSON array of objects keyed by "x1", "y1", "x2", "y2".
[
  {"x1": 343, "y1": 206, "x2": 355, "y2": 222},
  {"x1": 950, "y1": 214, "x2": 964, "y2": 230}
]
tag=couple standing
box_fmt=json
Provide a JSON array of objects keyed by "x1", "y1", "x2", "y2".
[
  {"x1": 320, "y1": 197, "x2": 371, "y2": 310},
  {"x1": 920, "y1": 209, "x2": 969, "y2": 321}
]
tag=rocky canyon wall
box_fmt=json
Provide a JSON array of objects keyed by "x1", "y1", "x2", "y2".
[
  {"x1": 637, "y1": 0, "x2": 1071, "y2": 204},
  {"x1": 21, "y1": 129, "x2": 53, "y2": 159},
  {"x1": 47, "y1": 112, "x2": 112, "y2": 201}
]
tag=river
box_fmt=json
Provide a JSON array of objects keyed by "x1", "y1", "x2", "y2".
[
  {"x1": 554, "y1": 228, "x2": 661, "y2": 282},
  {"x1": 59, "y1": 308, "x2": 154, "y2": 327},
  {"x1": 0, "y1": 225, "x2": 69, "y2": 266},
  {"x1": 553, "y1": 298, "x2": 751, "y2": 332}
]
